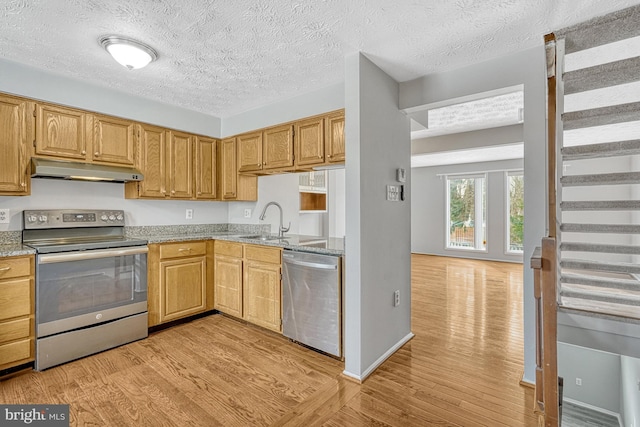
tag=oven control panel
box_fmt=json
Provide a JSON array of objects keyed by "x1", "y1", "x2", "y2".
[{"x1": 23, "y1": 209, "x2": 126, "y2": 229}]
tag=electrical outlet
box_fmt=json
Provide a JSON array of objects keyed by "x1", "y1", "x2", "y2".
[
  {"x1": 185, "y1": 209, "x2": 193, "y2": 220},
  {"x1": 244, "y1": 208, "x2": 252, "y2": 218},
  {"x1": 387, "y1": 185, "x2": 401, "y2": 201},
  {"x1": 0, "y1": 208, "x2": 9, "y2": 224},
  {"x1": 394, "y1": 290, "x2": 400, "y2": 307},
  {"x1": 576, "y1": 378, "x2": 582, "y2": 386}
]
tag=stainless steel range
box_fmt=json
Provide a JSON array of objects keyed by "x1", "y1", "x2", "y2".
[{"x1": 23, "y1": 209, "x2": 148, "y2": 370}]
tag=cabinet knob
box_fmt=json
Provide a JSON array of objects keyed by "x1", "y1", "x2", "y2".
[
  {"x1": 94, "y1": 152, "x2": 100, "y2": 157},
  {"x1": 171, "y1": 190, "x2": 175, "y2": 194},
  {"x1": 81, "y1": 150, "x2": 86, "y2": 155},
  {"x1": 197, "y1": 191, "x2": 202, "y2": 195},
  {"x1": 263, "y1": 162, "x2": 266, "y2": 165}
]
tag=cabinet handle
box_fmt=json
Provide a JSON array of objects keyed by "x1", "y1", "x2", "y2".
[
  {"x1": 0, "y1": 267, "x2": 11, "y2": 272},
  {"x1": 178, "y1": 248, "x2": 192, "y2": 252}
]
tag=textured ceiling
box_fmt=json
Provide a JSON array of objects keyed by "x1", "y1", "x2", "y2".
[{"x1": 1, "y1": 0, "x2": 640, "y2": 118}]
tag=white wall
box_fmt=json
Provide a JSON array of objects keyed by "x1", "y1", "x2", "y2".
[
  {"x1": 0, "y1": 58, "x2": 221, "y2": 137},
  {"x1": 400, "y1": 46, "x2": 548, "y2": 384},
  {"x1": 227, "y1": 169, "x2": 345, "y2": 237},
  {"x1": 0, "y1": 179, "x2": 229, "y2": 231},
  {"x1": 343, "y1": 53, "x2": 413, "y2": 380},
  {"x1": 412, "y1": 159, "x2": 524, "y2": 263},
  {"x1": 558, "y1": 342, "x2": 621, "y2": 415},
  {"x1": 221, "y1": 83, "x2": 344, "y2": 137}
]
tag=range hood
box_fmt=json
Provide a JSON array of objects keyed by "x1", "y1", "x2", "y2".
[{"x1": 31, "y1": 158, "x2": 144, "y2": 183}]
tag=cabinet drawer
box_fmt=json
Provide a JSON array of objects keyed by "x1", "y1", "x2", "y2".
[
  {"x1": 159, "y1": 241, "x2": 207, "y2": 259},
  {"x1": 0, "y1": 338, "x2": 32, "y2": 367},
  {"x1": 0, "y1": 318, "x2": 31, "y2": 343},
  {"x1": 215, "y1": 240, "x2": 243, "y2": 258},
  {"x1": 0, "y1": 256, "x2": 33, "y2": 280},
  {"x1": 0, "y1": 278, "x2": 32, "y2": 321},
  {"x1": 244, "y1": 245, "x2": 281, "y2": 264}
]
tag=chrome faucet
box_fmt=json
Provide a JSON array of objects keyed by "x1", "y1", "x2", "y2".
[{"x1": 259, "y1": 201, "x2": 290, "y2": 237}]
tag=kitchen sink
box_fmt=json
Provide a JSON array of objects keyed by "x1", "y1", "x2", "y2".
[{"x1": 240, "y1": 234, "x2": 285, "y2": 241}]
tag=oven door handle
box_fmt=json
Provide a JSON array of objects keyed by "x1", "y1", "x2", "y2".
[{"x1": 38, "y1": 246, "x2": 148, "y2": 264}]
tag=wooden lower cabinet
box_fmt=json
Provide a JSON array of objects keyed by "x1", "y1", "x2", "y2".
[
  {"x1": 148, "y1": 240, "x2": 214, "y2": 326},
  {"x1": 0, "y1": 255, "x2": 35, "y2": 370},
  {"x1": 214, "y1": 241, "x2": 282, "y2": 332}
]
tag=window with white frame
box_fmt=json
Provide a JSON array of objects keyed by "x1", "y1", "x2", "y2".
[
  {"x1": 446, "y1": 174, "x2": 487, "y2": 251},
  {"x1": 506, "y1": 171, "x2": 524, "y2": 254}
]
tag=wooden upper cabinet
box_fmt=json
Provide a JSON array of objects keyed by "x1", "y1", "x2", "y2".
[
  {"x1": 134, "y1": 123, "x2": 166, "y2": 199},
  {"x1": 220, "y1": 137, "x2": 238, "y2": 199},
  {"x1": 237, "y1": 132, "x2": 262, "y2": 172},
  {"x1": 0, "y1": 94, "x2": 30, "y2": 195},
  {"x1": 92, "y1": 114, "x2": 135, "y2": 166},
  {"x1": 167, "y1": 130, "x2": 193, "y2": 199},
  {"x1": 263, "y1": 124, "x2": 294, "y2": 170},
  {"x1": 295, "y1": 117, "x2": 324, "y2": 167},
  {"x1": 35, "y1": 103, "x2": 89, "y2": 160},
  {"x1": 326, "y1": 111, "x2": 345, "y2": 163},
  {"x1": 195, "y1": 136, "x2": 217, "y2": 200}
]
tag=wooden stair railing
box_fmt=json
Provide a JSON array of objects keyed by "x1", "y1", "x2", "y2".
[{"x1": 531, "y1": 238, "x2": 559, "y2": 427}]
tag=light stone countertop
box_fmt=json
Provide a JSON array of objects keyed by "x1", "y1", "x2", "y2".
[
  {"x1": 0, "y1": 244, "x2": 36, "y2": 258},
  {"x1": 143, "y1": 232, "x2": 344, "y2": 256}
]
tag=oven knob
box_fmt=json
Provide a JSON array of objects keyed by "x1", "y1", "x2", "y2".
[
  {"x1": 38, "y1": 215, "x2": 48, "y2": 223},
  {"x1": 96, "y1": 313, "x2": 103, "y2": 320},
  {"x1": 116, "y1": 214, "x2": 124, "y2": 221},
  {"x1": 108, "y1": 215, "x2": 116, "y2": 221},
  {"x1": 27, "y1": 215, "x2": 37, "y2": 223},
  {"x1": 101, "y1": 215, "x2": 108, "y2": 221}
]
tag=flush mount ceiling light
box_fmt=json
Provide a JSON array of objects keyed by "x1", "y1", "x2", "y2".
[{"x1": 99, "y1": 35, "x2": 158, "y2": 70}]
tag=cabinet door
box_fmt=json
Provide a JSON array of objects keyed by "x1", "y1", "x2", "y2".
[
  {"x1": 160, "y1": 257, "x2": 206, "y2": 323},
  {"x1": 136, "y1": 124, "x2": 166, "y2": 198},
  {"x1": 295, "y1": 117, "x2": 324, "y2": 166},
  {"x1": 220, "y1": 138, "x2": 238, "y2": 199},
  {"x1": 35, "y1": 103, "x2": 88, "y2": 160},
  {"x1": 213, "y1": 254, "x2": 243, "y2": 318},
  {"x1": 167, "y1": 130, "x2": 193, "y2": 198},
  {"x1": 244, "y1": 260, "x2": 281, "y2": 332},
  {"x1": 237, "y1": 132, "x2": 262, "y2": 172},
  {"x1": 325, "y1": 111, "x2": 345, "y2": 163},
  {"x1": 92, "y1": 114, "x2": 135, "y2": 165},
  {"x1": 0, "y1": 95, "x2": 29, "y2": 194},
  {"x1": 195, "y1": 136, "x2": 217, "y2": 200},
  {"x1": 263, "y1": 124, "x2": 294, "y2": 170}
]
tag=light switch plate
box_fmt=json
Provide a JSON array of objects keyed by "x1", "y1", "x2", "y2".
[
  {"x1": 386, "y1": 185, "x2": 400, "y2": 202},
  {"x1": 0, "y1": 208, "x2": 9, "y2": 224}
]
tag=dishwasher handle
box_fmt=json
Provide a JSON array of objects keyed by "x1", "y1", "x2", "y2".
[{"x1": 284, "y1": 258, "x2": 338, "y2": 270}]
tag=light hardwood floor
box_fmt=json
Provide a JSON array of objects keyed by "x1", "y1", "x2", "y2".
[{"x1": 1, "y1": 254, "x2": 537, "y2": 426}]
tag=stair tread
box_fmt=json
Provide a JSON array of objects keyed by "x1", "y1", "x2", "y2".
[
  {"x1": 560, "y1": 223, "x2": 640, "y2": 233},
  {"x1": 564, "y1": 57, "x2": 640, "y2": 95},
  {"x1": 561, "y1": 242, "x2": 640, "y2": 254},
  {"x1": 561, "y1": 272, "x2": 640, "y2": 291},
  {"x1": 561, "y1": 284, "x2": 640, "y2": 305},
  {"x1": 561, "y1": 258, "x2": 640, "y2": 274},
  {"x1": 562, "y1": 101, "x2": 640, "y2": 130},
  {"x1": 561, "y1": 200, "x2": 640, "y2": 211},
  {"x1": 561, "y1": 171, "x2": 640, "y2": 187},
  {"x1": 561, "y1": 139, "x2": 640, "y2": 160},
  {"x1": 561, "y1": 296, "x2": 640, "y2": 319},
  {"x1": 556, "y1": 5, "x2": 640, "y2": 54}
]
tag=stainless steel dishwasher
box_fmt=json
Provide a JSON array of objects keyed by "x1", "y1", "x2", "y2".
[{"x1": 282, "y1": 250, "x2": 341, "y2": 357}]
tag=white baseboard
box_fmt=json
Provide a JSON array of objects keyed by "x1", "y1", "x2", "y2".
[
  {"x1": 342, "y1": 332, "x2": 414, "y2": 382},
  {"x1": 563, "y1": 397, "x2": 622, "y2": 427}
]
